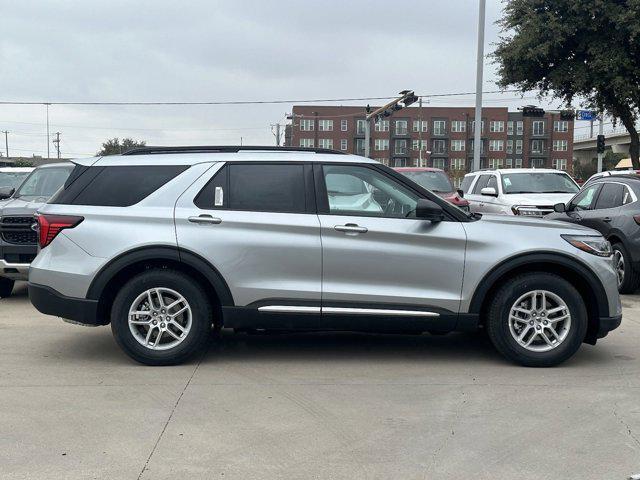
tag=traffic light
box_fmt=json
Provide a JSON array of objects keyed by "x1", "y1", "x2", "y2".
[
  {"x1": 597, "y1": 135, "x2": 606, "y2": 153},
  {"x1": 366, "y1": 90, "x2": 418, "y2": 121},
  {"x1": 522, "y1": 105, "x2": 545, "y2": 117},
  {"x1": 560, "y1": 109, "x2": 575, "y2": 120}
]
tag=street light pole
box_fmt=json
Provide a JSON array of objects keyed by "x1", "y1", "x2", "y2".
[
  {"x1": 472, "y1": 0, "x2": 486, "y2": 172},
  {"x1": 597, "y1": 116, "x2": 604, "y2": 173}
]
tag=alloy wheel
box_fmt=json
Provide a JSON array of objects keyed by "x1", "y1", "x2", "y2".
[
  {"x1": 508, "y1": 290, "x2": 571, "y2": 353},
  {"x1": 613, "y1": 249, "x2": 625, "y2": 287},
  {"x1": 128, "y1": 287, "x2": 192, "y2": 351}
]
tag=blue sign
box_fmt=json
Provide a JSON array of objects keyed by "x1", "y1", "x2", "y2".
[{"x1": 576, "y1": 110, "x2": 597, "y2": 121}]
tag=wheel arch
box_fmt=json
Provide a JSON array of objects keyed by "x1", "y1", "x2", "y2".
[
  {"x1": 87, "y1": 246, "x2": 234, "y2": 325},
  {"x1": 469, "y1": 252, "x2": 610, "y2": 344}
]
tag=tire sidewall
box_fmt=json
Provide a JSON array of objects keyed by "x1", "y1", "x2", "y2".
[
  {"x1": 488, "y1": 274, "x2": 587, "y2": 367},
  {"x1": 612, "y1": 242, "x2": 634, "y2": 293},
  {"x1": 111, "y1": 270, "x2": 211, "y2": 365}
]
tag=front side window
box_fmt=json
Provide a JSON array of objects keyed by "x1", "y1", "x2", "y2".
[
  {"x1": 195, "y1": 164, "x2": 306, "y2": 213},
  {"x1": 472, "y1": 174, "x2": 491, "y2": 194},
  {"x1": 570, "y1": 184, "x2": 601, "y2": 211},
  {"x1": 322, "y1": 164, "x2": 419, "y2": 218}
]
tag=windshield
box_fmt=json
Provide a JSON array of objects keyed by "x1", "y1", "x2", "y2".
[
  {"x1": 15, "y1": 166, "x2": 73, "y2": 199},
  {"x1": 400, "y1": 171, "x2": 453, "y2": 193},
  {"x1": 501, "y1": 172, "x2": 579, "y2": 194},
  {"x1": 0, "y1": 171, "x2": 31, "y2": 189}
]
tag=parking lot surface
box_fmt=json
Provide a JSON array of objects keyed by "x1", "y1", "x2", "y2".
[{"x1": 1, "y1": 282, "x2": 639, "y2": 480}]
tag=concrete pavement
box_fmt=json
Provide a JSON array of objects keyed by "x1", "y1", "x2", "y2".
[{"x1": 1, "y1": 282, "x2": 639, "y2": 479}]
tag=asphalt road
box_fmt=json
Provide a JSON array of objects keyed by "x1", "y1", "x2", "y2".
[{"x1": 1, "y1": 282, "x2": 639, "y2": 480}]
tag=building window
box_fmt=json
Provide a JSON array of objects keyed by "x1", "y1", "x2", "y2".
[
  {"x1": 451, "y1": 158, "x2": 465, "y2": 170},
  {"x1": 412, "y1": 139, "x2": 428, "y2": 151},
  {"x1": 488, "y1": 158, "x2": 503, "y2": 169},
  {"x1": 299, "y1": 119, "x2": 314, "y2": 131},
  {"x1": 318, "y1": 119, "x2": 333, "y2": 131},
  {"x1": 489, "y1": 139, "x2": 504, "y2": 151},
  {"x1": 395, "y1": 120, "x2": 408, "y2": 135},
  {"x1": 340, "y1": 139, "x2": 348, "y2": 151},
  {"x1": 553, "y1": 139, "x2": 568, "y2": 151},
  {"x1": 554, "y1": 120, "x2": 568, "y2": 132},
  {"x1": 433, "y1": 120, "x2": 447, "y2": 135},
  {"x1": 432, "y1": 158, "x2": 446, "y2": 169},
  {"x1": 394, "y1": 139, "x2": 408, "y2": 155},
  {"x1": 505, "y1": 158, "x2": 512, "y2": 168},
  {"x1": 531, "y1": 158, "x2": 546, "y2": 168},
  {"x1": 489, "y1": 121, "x2": 505, "y2": 133},
  {"x1": 515, "y1": 139, "x2": 523, "y2": 154},
  {"x1": 391, "y1": 158, "x2": 408, "y2": 167},
  {"x1": 374, "y1": 119, "x2": 389, "y2": 132},
  {"x1": 552, "y1": 158, "x2": 568, "y2": 170},
  {"x1": 514, "y1": 158, "x2": 522, "y2": 168},
  {"x1": 506, "y1": 139, "x2": 513, "y2": 154},
  {"x1": 532, "y1": 121, "x2": 545, "y2": 136},
  {"x1": 355, "y1": 138, "x2": 366, "y2": 155},
  {"x1": 531, "y1": 139, "x2": 545, "y2": 154},
  {"x1": 432, "y1": 139, "x2": 446, "y2": 154},
  {"x1": 507, "y1": 121, "x2": 514, "y2": 135},
  {"x1": 470, "y1": 120, "x2": 484, "y2": 133},
  {"x1": 451, "y1": 120, "x2": 466, "y2": 133},
  {"x1": 469, "y1": 139, "x2": 484, "y2": 154},
  {"x1": 412, "y1": 120, "x2": 428, "y2": 132},
  {"x1": 451, "y1": 139, "x2": 465, "y2": 151},
  {"x1": 516, "y1": 121, "x2": 523, "y2": 135},
  {"x1": 319, "y1": 138, "x2": 333, "y2": 149},
  {"x1": 356, "y1": 119, "x2": 366, "y2": 135},
  {"x1": 374, "y1": 139, "x2": 389, "y2": 151},
  {"x1": 376, "y1": 157, "x2": 389, "y2": 166},
  {"x1": 299, "y1": 138, "x2": 314, "y2": 147},
  {"x1": 341, "y1": 119, "x2": 348, "y2": 131}
]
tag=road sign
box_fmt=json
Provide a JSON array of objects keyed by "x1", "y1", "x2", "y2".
[{"x1": 576, "y1": 110, "x2": 597, "y2": 121}]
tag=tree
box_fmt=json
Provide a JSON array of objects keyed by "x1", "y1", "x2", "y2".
[
  {"x1": 493, "y1": 0, "x2": 640, "y2": 168},
  {"x1": 96, "y1": 137, "x2": 146, "y2": 156}
]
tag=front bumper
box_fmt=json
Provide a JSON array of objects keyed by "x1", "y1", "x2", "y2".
[
  {"x1": 0, "y1": 258, "x2": 30, "y2": 280},
  {"x1": 28, "y1": 282, "x2": 101, "y2": 326},
  {"x1": 596, "y1": 314, "x2": 622, "y2": 339}
]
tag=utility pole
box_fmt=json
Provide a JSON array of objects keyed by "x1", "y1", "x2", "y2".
[
  {"x1": 45, "y1": 103, "x2": 51, "y2": 158},
  {"x1": 364, "y1": 105, "x2": 371, "y2": 158},
  {"x1": 473, "y1": 0, "x2": 486, "y2": 172},
  {"x1": 271, "y1": 123, "x2": 282, "y2": 146},
  {"x1": 53, "y1": 132, "x2": 61, "y2": 159},
  {"x1": 597, "y1": 116, "x2": 604, "y2": 173},
  {"x1": 2, "y1": 131, "x2": 8, "y2": 157},
  {"x1": 418, "y1": 97, "x2": 423, "y2": 167}
]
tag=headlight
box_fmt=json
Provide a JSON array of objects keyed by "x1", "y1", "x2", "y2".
[
  {"x1": 561, "y1": 234, "x2": 612, "y2": 257},
  {"x1": 511, "y1": 205, "x2": 544, "y2": 216}
]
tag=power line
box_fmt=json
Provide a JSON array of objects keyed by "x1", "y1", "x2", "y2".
[{"x1": 0, "y1": 90, "x2": 522, "y2": 106}]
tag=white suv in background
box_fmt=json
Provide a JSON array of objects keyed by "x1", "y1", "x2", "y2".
[{"x1": 461, "y1": 168, "x2": 580, "y2": 217}]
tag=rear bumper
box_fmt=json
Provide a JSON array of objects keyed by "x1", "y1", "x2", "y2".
[
  {"x1": 597, "y1": 314, "x2": 622, "y2": 339},
  {"x1": 28, "y1": 282, "x2": 102, "y2": 326}
]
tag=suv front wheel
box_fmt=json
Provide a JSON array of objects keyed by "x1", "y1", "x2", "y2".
[
  {"x1": 486, "y1": 273, "x2": 587, "y2": 367},
  {"x1": 111, "y1": 269, "x2": 213, "y2": 365}
]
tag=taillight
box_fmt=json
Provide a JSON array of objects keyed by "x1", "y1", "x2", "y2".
[{"x1": 36, "y1": 214, "x2": 84, "y2": 248}]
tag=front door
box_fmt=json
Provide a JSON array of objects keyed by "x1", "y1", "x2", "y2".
[{"x1": 315, "y1": 163, "x2": 467, "y2": 326}]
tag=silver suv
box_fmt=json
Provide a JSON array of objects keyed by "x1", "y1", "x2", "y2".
[
  {"x1": 462, "y1": 168, "x2": 580, "y2": 217},
  {"x1": 28, "y1": 147, "x2": 622, "y2": 367}
]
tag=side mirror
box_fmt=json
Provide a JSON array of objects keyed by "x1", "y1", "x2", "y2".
[
  {"x1": 553, "y1": 202, "x2": 567, "y2": 213},
  {"x1": 0, "y1": 186, "x2": 15, "y2": 200},
  {"x1": 415, "y1": 199, "x2": 444, "y2": 222},
  {"x1": 481, "y1": 187, "x2": 498, "y2": 197},
  {"x1": 456, "y1": 188, "x2": 464, "y2": 198}
]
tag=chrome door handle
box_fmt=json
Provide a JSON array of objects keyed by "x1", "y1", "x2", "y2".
[
  {"x1": 188, "y1": 215, "x2": 222, "y2": 225},
  {"x1": 334, "y1": 224, "x2": 368, "y2": 233},
  {"x1": 603, "y1": 217, "x2": 612, "y2": 222}
]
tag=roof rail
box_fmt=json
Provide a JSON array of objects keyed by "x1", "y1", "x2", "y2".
[{"x1": 121, "y1": 145, "x2": 346, "y2": 156}]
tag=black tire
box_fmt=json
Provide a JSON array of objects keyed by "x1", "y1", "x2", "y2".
[
  {"x1": 612, "y1": 242, "x2": 640, "y2": 294},
  {"x1": 486, "y1": 273, "x2": 587, "y2": 367},
  {"x1": 110, "y1": 269, "x2": 213, "y2": 366},
  {"x1": 0, "y1": 278, "x2": 15, "y2": 298}
]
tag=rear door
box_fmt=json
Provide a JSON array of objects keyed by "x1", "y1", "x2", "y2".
[
  {"x1": 174, "y1": 162, "x2": 322, "y2": 308},
  {"x1": 578, "y1": 181, "x2": 624, "y2": 234}
]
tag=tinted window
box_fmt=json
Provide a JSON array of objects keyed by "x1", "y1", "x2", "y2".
[
  {"x1": 229, "y1": 164, "x2": 306, "y2": 213},
  {"x1": 15, "y1": 166, "x2": 73, "y2": 199},
  {"x1": 461, "y1": 175, "x2": 474, "y2": 194},
  {"x1": 472, "y1": 175, "x2": 491, "y2": 194},
  {"x1": 595, "y1": 183, "x2": 624, "y2": 209},
  {"x1": 50, "y1": 165, "x2": 187, "y2": 207}
]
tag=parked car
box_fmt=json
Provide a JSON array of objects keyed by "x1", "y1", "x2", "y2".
[
  {"x1": 0, "y1": 162, "x2": 73, "y2": 297},
  {"x1": 0, "y1": 167, "x2": 34, "y2": 191},
  {"x1": 582, "y1": 168, "x2": 640, "y2": 187},
  {"x1": 394, "y1": 167, "x2": 470, "y2": 211},
  {"x1": 29, "y1": 146, "x2": 620, "y2": 367},
  {"x1": 547, "y1": 174, "x2": 640, "y2": 293},
  {"x1": 461, "y1": 168, "x2": 580, "y2": 216}
]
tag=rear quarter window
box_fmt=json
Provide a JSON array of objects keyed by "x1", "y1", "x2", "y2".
[{"x1": 50, "y1": 165, "x2": 188, "y2": 207}]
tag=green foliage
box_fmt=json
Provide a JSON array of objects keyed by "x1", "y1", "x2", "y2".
[
  {"x1": 97, "y1": 138, "x2": 146, "y2": 156},
  {"x1": 12, "y1": 160, "x2": 34, "y2": 167},
  {"x1": 493, "y1": 0, "x2": 640, "y2": 167},
  {"x1": 573, "y1": 150, "x2": 627, "y2": 179}
]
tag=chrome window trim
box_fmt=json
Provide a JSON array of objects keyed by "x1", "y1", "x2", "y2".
[{"x1": 257, "y1": 305, "x2": 440, "y2": 317}]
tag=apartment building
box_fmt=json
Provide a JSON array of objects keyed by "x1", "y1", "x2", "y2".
[{"x1": 288, "y1": 105, "x2": 574, "y2": 175}]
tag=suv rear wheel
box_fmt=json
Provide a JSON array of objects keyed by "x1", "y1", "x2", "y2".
[
  {"x1": 111, "y1": 269, "x2": 213, "y2": 365},
  {"x1": 486, "y1": 273, "x2": 587, "y2": 367}
]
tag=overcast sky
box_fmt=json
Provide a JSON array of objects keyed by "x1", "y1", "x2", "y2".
[{"x1": 0, "y1": 0, "x2": 576, "y2": 159}]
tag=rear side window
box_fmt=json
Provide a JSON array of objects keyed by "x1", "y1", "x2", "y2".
[
  {"x1": 460, "y1": 175, "x2": 474, "y2": 194},
  {"x1": 50, "y1": 165, "x2": 188, "y2": 207},
  {"x1": 595, "y1": 183, "x2": 624, "y2": 209},
  {"x1": 195, "y1": 163, "x2": 306, "y2": 213}
]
